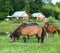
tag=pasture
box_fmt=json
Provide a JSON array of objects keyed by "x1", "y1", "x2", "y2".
[{"x1": 0, "y1": 21, "x2": 60, "y2": 53}]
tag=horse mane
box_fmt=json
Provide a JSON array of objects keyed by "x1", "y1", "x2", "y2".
[
  {"x1": 28, "y1": 23, "x2": 39, "y2": 26},
  {"x1": 20, "y1": 23, "x2": 28, "y2": 27},
  {"x1": 19, "y1": 23, "x2": 39, "y2": 28}
]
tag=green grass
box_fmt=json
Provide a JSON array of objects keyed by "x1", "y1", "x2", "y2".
[
  {"x1": 0, "y1": 35, "x2": 60, "y2": 53},
  {"x1": 0, "y1": 21, "x2": 20, "y2": 33},
  {"x1": 0, "y1": 21, "x2": 60, "y2": 53}
]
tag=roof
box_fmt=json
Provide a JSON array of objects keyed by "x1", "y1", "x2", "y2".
[
  {"x1": 32, "y1": 13, "x2": 45, "y2": 17},
  {"x1": 12, "y1": 11, "x2": 28, "y2": 17}
]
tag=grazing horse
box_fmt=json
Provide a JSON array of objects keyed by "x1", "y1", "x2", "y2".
[
  {"x1": 44, "y1": 22, "x2": 58, "y2": 37},
  {"x1": 9, "y1": 23, "x2": 39, "y2": 39},
  {"x1": 9, "y1": 23, "x2": 46, "y2": 43}
]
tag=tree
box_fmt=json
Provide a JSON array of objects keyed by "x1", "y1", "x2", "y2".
[
  {"x1": 23, "y1": 0, "x2": 30, "y2": 13},
  {"x1": 42, "y1": 0, "x2": 52, "y2": 4},
  {"x1": 42, "y1": 4, "x2": 60, "y2": 19},
  {"x1": 4, "y1": 0, "x2": 13, "y2": 15},
  {"x1": 29, "y1": 0, "x2": 43, "y2": 13}
]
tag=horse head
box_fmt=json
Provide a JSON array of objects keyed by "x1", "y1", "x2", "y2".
[
  {"x1": 44, "y1": 22, "x2": 50, "y2": 28},
  {"x1": 9, "y1": 30, "x2": 20, "y2": 43}
]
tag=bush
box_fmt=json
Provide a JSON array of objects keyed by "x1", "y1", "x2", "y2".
[
  {"x1": 58, "y1": 15, "x2": 60, "y2": 20},
  {"x1": 0, "y1": 12, "x2": 8, "y2": 20},
  {"x1": 48, "y1": 16, "x2": 55, "y2": 24}
]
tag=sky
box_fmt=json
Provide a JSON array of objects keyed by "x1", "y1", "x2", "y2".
[{"x1": 52, "y1": 0, "x2": 60, "y2": 4}]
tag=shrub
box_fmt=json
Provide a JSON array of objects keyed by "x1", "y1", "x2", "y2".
[
  {"x1": 58, "y1": 15, "x2": 60, "y2": 20},
  {"x1": 48, "y1": 16, "x2": 55, "y2": 24},
  {"x1": 0, "y1": 12, "x2": 8, "y2": 20}
]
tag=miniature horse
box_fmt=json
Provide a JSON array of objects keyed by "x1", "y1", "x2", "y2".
[
  {"x1": 9, "y1": 23, "x2": 46, "y2": 43},
  {"x1": 44, "y1": 22, "x2": 58, "y2": 37}
]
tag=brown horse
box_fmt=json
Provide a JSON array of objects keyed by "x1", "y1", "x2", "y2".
[
  {"x1": 44, "y1": 22, "x2": 58, "y2": 37},
  {"x1": 9, "y1": 23, "x2": 46, "y2": 43}
]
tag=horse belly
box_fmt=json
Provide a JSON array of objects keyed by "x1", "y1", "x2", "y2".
[{"x1": 27, "y1": 30, "x2": 38, "y2": 35}]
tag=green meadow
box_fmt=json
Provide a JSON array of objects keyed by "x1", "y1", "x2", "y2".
[{"x1": 0, "y1": 21, "x2": 60, "y2": 53}]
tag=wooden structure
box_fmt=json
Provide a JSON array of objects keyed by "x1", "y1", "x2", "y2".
[
  {"x1": 32, "y1": 13, "x2": 45, "y2": 21},
  {"x1": 11, "y1": 11, "x2": 29, "y2": 21}
]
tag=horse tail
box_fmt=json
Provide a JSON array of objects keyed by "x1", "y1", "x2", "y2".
[{"x1": 41, "y1": 27, "x2": 46, "y2": 43}]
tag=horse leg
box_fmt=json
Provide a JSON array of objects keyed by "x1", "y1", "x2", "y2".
[
  {"x1": 23, "y1": 36, "x2": 26, "y2": 43},
  {"x1": 37, "y1": 36, "x2": 40, "y2": 42},
  {"x1": 27, "y1": 36, "x2": 30, "y2": 39},
  {"x1": 37, "y1": 36, "x2": 44, "y2": 43},
  {"x1": 40, "y1": 27, "x2": 46, "y2": 43},
  {"x1": 36, "y1": 34, "x2": 38, "y2": 39},
  {"x1": 41, "y1": 32, "x2": 45, "y2": 43},
  {"x1": 41, "y1": 36, "x2": 44, "y2": 43},
  {"x1": 17, "y1": 35, "x2": 20, "y2": 40},
  {"x1": 38, "y1": 37, "x2": 40, "y2": 42}
]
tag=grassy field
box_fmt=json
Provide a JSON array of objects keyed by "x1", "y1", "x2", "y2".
[
  {"x1": 0, "y1": 35, "x2": 60, "y2": 53},
  {"x1": 0, "y1": 21, "x2": 60, "y2": 53}
]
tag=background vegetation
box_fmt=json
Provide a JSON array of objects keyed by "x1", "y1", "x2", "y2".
[{"x1": 0, "y1": 0, "x2": 60, "y2": 20}]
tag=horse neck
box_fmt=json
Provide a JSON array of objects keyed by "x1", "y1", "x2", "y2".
[
  {"x1": 11, "y1": 29, "x2": 18, "y2": 36},
  {"x1": 44, "y1": 25, "x2": 49, "y2": 32},
  {"x1": 46, "y1": 23, "x2": 50, "y2": 26},
  {"x1": 44, "y1": 24, "x2": 49, "y2": 28}
]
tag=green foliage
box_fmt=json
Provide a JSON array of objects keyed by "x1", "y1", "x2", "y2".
[
  {"x1": 4, "y1": 0, "x2": 13, "y2": 12},
  {"x1": 48, "y1": 16, "x2": 55, "y2": 24},
  {"x1": 0, "y1": 0, "x2": 13, "y2": 20},
  {"x1": 42, "y1": 4, "x2": 60, "y2": 19},
  {"x1": 58, "y1": 14, "x2": 60, "y2": 20},
  {"x1": 42, "y1": 4, "x2": 60, "y2": 13},
  {"x1": 0, "y1": 0, "x2": 60, "y2": 20},
  {"x1": 0, "y1": 12, "x2": 8, "y2": 20}
]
